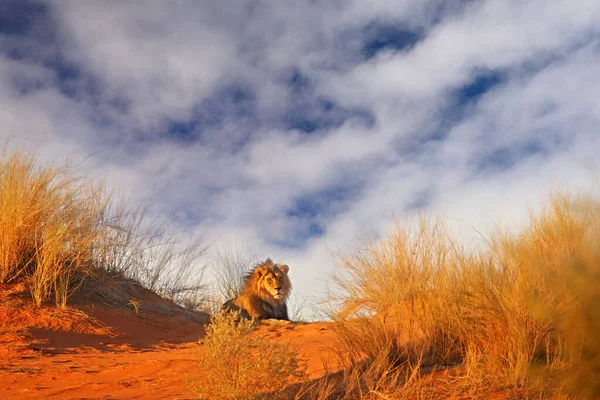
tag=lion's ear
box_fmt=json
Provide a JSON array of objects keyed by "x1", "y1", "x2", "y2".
[{"x1": 278, "y1": 264, "x2": 289, "y2": 275}]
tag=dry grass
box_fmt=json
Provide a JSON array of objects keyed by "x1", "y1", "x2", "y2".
[
  {"x1": 0, "y1": 145, "x2": 206, "y2": 308},
  {"x1": 0, "y1": 146, "x2": 111, "y2": 306},
  {"x1": 331, "y1": 193, "x2": 600, "y2": 399},
  {"x1": 194, "y1": 312, "x2": 308, "y2": 399},
  {"x1": 96, "y1": 198, "x2": 207, "y2": 307},
  {"x1": 208, "y1": 242, "x2": 263, "y2": 302}
]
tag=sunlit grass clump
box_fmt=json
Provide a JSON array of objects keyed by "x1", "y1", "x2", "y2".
[
  {"x1": 0, "y1": 145, "x2": 206, "y2": 308},
  {"x1": 195, "y1": 312, "x2": 308, "y2": 399},
  {"x1": 0, "y1": 147, "x2": 111, "y2": 307},
  {"x1": 333, "y1": 193, "x2": 600, "y2": 398}
]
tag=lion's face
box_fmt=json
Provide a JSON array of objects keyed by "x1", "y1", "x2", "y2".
[{"x1": 257, "y1": 264, "x2": 290, "y2": 301}]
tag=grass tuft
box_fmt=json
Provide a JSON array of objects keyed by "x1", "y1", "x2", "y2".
[
  {"x1": 0, "y1": 146, "x2": 110, "y2": 306},
  {"x1": 0, "y1": 144, "x2": 206, "y2": 308},
  {"x1": 332, "y1": 193, "x2": 600, "y2": 398},
  {"x1": 195, "y1": 312, "x2": 308, "y2": 399}
]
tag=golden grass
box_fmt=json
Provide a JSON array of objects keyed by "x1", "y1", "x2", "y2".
[
  {"x1": 0, "y1": 146, "x2": 111, "y2": 307},
  {"x1": 331, "y1": 193, "x2": 600, "y2": 398},
  {"x1": 0, "y1": 145, "x2": 206, "y2": 308},
  {"x1": 194, "y1": 312, "x2": 308, "y2": 399}
]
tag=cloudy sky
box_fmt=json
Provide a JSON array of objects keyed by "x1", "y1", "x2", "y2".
[{"x1": 1, "y1": 0, "x2": 600, "y2": 314}]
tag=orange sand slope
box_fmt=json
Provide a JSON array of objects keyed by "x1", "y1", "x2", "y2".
[{"x1": 0, "y1": 284, "x2": 338, "y2": 399}]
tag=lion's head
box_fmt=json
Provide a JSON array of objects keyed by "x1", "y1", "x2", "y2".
[{"x1": 249, "y1": 259, "x2": 291, "y2": 305}]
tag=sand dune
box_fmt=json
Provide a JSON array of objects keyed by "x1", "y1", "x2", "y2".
[{"x1": 0, "y1": 283, "x2": 339, "y2": 399}]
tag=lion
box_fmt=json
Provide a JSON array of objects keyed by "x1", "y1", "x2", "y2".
[{"x1": 222, "y1": 259, "x2": 291, "y2": 320}]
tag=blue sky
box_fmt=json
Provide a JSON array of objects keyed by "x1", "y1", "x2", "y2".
[{"x1": 1, "y1": 0, "x2": 600, "y2": 315}]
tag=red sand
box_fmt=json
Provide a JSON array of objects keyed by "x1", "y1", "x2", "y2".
[{"x1": 0, "y1": 283, "x2": 340, "y2": 399}]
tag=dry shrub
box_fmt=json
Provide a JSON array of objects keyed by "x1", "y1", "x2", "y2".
[
  {"x1": 195, "y1": 312, "x2": 308, "y2": 399},
  {"x1": 332, "y1": 193, "x2": 600, "y2": 398}
]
